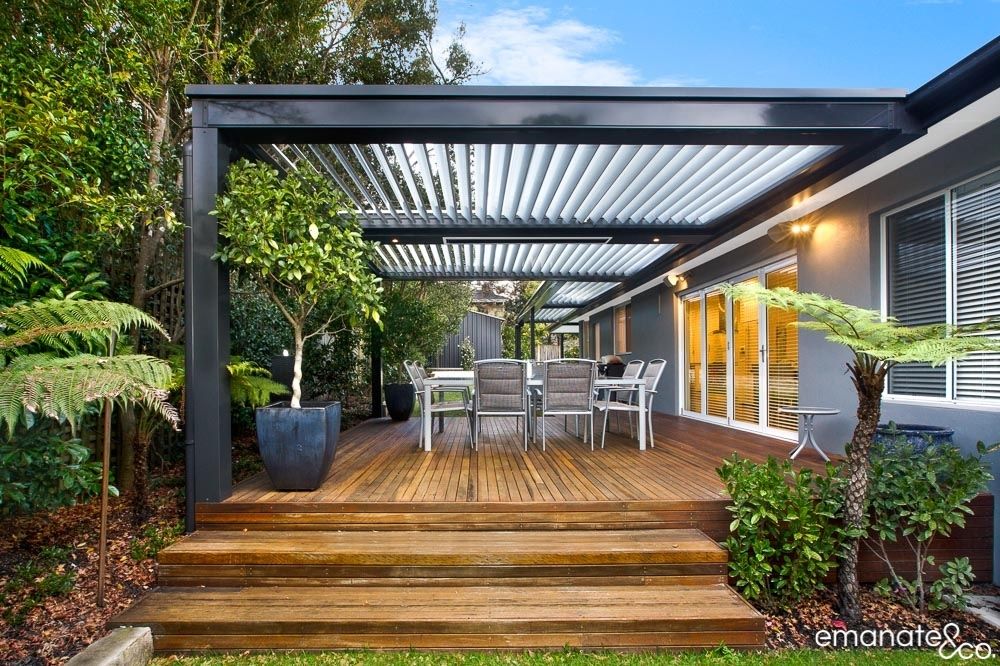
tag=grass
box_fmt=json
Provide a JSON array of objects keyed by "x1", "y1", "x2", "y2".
[
  {"x1": 412, "y1": 390, "x2": 468, "y2": 417},
  {"x1": 152, "y1": 649, "x2": 949, "y2": 665}
]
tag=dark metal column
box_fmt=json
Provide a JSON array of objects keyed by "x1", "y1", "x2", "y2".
[
  {"x1": 514, "y1": 323, "x2": 523, "y2": 359},
  {"x1": 370, "y1": 323, "x2": 384, "y2": 418},
  {"x1": 184, "y1": 125, "x2": 232, "y2": 527},
  {"x1": 559, "y1": 333, "x2": 565, "y2": 358},
  {"x1": 529, "y1": 308, "x2": 536, "y2": 360}
]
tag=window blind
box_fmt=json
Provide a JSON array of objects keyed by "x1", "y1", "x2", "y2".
[
  {"x1": 766, "y1": 265, "x2": 799, "y2": 431},
  {"x1": 887, "y1": 196, "x2": 948, "y2": 397},
  {"x1": 953, "y1": 171, "x2": 1000, "y2": 401}
]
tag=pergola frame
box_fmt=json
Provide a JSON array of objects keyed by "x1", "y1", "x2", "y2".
[{"x1": 183, "y1": 84, "x2": 925, "y2": 518}]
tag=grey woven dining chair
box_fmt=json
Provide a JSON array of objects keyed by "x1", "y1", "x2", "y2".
[
  {"x1": 538, "y1": 359, "x2": 597, "y2": 451},
  {"x1": 597, "y1": 358, "x2": 666, "y2": 450},
  {"x1": 404, "y1": 360, "x2": 473, "y2": 449},
  {"x1": 472, "y1": 359, "x2": 530, "y2": 451}
]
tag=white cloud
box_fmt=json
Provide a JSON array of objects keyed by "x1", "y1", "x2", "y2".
[{"x1": 439, "y1": 6, "x2": 703, "y2": 87}]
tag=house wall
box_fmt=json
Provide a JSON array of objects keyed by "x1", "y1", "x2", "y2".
[{"x1": 580, "y1": 115, "x2": 1000, "y2": 581}]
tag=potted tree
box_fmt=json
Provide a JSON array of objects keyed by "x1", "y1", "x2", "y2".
[
  {"x1": 213, "y1": 160, "x2": 382, "y2": 490},
  {"x1": 380, "y1": 281, "x2": 470, "y2": 420}
]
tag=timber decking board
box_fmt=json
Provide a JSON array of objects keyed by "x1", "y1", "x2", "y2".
[
  {"x1": 221, "y1": 414, "x2": 825, "y2": 505},
  {"x1": 160, "y1": 528, "x2": 726, "y2": 565},
  {"x1": 111, "y1": 584, "x2": 765, "y2": 650}
]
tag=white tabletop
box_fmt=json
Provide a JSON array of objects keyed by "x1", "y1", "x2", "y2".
[{"x1": 779, "y1": 407, "x2": 840, "y2": 416}]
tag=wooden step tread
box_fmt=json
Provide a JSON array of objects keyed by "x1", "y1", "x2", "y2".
[
  {"x1": 160, "y1": 528, "x2": 725, "y2": 566},
  {"x1": 112, "y1": 584, "x2": 764, "y2": 650}
]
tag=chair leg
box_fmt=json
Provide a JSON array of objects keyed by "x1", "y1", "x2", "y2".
[
  {"x1": 648, "y1": 409, "x2": 655, "y2": 449},
  {"x1": 600, "y1": 408, "x2": 610, "y2": 449},
  {"x1": 590, "y1": 412, "x2": 595, "y2": 451},
  {"x1": 541, "y1": 415, "x2": 546, "y2": 452}
]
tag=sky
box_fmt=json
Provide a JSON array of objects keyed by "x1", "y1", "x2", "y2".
[{"x1": 437, "y1": 1, "x2": 1000, "y2": 90}]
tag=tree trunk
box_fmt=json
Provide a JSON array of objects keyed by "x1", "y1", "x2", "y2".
[
  {"x1": 131, "y1": 424, "x2": 153, "y2": 523},
  {"x1": 291, "y1": 325, "x2": 304, "y2": 409},
  {"x1": 837, "y1": 360, "x2": 886, "y2": 624}
]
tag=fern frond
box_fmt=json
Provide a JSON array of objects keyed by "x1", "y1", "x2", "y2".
[
  {"x1": 0, "y1": 246, "x2": 49, "y2": 289},
  {"x1": 228, "y1": 359, "x2": 288, "y2": 407},
  {"x1": 0, "y1": 353, "x2": 179, "y2": 436},
  {"x1": 0, "y1": 300, "x2": 166, "y2": 353}
]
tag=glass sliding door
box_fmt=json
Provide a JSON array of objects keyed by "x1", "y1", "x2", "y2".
[
  {"x1": 684, "y1": 297, "x2": 703, "y2": 412},
  {"x1": 705, "y1": 290, "x2": 729, "y2": 419},
  {"x1": 765, "y1": 265, "x2": 799, "y2": 432},
  {"x1": 732, "y1": 277, "x2": 761, "y2": 426},
  {"x1": 680, "y1": 261, "x2": 798, "y2": 438}
]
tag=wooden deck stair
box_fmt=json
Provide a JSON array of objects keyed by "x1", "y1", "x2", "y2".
[{"x1": 112, "y1": 527, "x2": 764, "y2": 651}]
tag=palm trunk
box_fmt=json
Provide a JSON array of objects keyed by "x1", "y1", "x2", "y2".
[{"x1": 837, "y1": 358, "x2": 886, "y2": 624}]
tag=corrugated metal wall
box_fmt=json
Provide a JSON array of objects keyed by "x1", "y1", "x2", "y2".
[{"x1": 432, "y1": 311, "x2": 503, "y2": 368}]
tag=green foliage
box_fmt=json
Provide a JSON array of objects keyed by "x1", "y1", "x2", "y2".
[
  {"x1": 381, "y1": 281, "x2": 471, "y2": 382},
  {"x1": 717, "y1": 454, "x2": 851, "y2": 608},
  {"x1": 0, "y1": 245, "x2": 178, "y2": 435},
  {"x1": 228, "y1": 360, "x2": 289, "y2": 407},
  {"x1": 230, "y1": 287, "x2": 295, "y2": 369},
  {"x1": 0, "y1": 427, "x2": 108, "y2": 516},
  {"x1": 459, "y1": 336, "x2": 476, "y2": 371},
  {"x1": 213, "y1": 160, "x2": 382, "y2": 407},
  {"x1": 129, "y1": 521, "x2": 184, "y2": 561},
  {"x1": 1, "y1": 544, "x2": 76, "y2": 627},
  {"x1": 866, "y1": 435, "x2": 994, "y2": 612},
  {"x1": 723, "y1": 283, "x2": 1000, "y2": 369}
]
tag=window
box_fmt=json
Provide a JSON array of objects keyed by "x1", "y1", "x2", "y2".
[
  {"x1": 614, "y1": 304, "x2": 631, "y2": 353},
  {"x1": 884, "y1": 169, "x2": 1000, "y2": 404}
]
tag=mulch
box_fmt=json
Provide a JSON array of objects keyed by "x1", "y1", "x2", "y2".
[
  {"x1": 765, "y1": 586, "x2": 1000, "y2": 650},
  {"x1": 0, "y1": 477, "x2": 184, "y2": 666}
]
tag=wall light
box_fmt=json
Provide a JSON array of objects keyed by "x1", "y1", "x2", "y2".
[
  {"x1": 665, "y1": 274, "x2": 687, "y2": 289},
  {"x1": 767, "y1": 216, "x2": 818, "y2": 242}
]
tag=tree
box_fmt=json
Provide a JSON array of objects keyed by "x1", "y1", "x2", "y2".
[
  {"x1": 212, "y1": 160, "x2": 383, "y2": 408},
  {"x1": 723, "y1": 282, "x2": 1000, "y2": 624},
  {"x1": 0, "y1": 246, "x2": 179, "y2": 436},
  {"x1": 380, "y1": 281, "x2": 471, "y2": 381}
]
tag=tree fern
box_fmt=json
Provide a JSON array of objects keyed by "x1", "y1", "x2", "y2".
[
  {"x1": 0, "y1": 353, "x2": 178, "y2": 437},
  {"x1": 0, "y1": 244, "x2": 179, "y2": 434},
  {"x1": 227, "y1": 360, "x2": 289, "y2": 407},
  {"x1": 0, "y1": 299, "x2": 165, "y2": 357},
  {"x1": 0, "y1": 246, "x2": 49, "y2": 291}
]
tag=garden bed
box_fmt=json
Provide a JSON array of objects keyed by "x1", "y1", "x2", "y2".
[{"x1": 0, "y1": 474, "x2": 184, "y2": 665}]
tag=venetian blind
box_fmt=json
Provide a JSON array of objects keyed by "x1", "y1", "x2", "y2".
[
  {"x1": 765, "y1": 265, "x2": 799, "y2": 431},
  {"x1": 953, "y1": 171, "x2": 1000, "y2": 401},
  {"x1": 887, "y1": 196, "x2": 948, "y2": 397}
]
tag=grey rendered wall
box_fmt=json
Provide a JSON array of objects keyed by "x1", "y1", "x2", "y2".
[
  {"x1": 796, "y1": 117, "x2": 1000, "y2": 583},
  {"x1": 797, "y1": 116, "x2": 1000, "y2": 455}
]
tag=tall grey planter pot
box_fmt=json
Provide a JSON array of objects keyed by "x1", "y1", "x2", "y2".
[{"x1": 255, "y1": 401, "x2": 341, "y2": 491}]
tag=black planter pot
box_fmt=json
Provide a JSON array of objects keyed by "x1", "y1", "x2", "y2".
[
  {"x1": 255, "y1": 401, "x2": 341, "y2": 491},
  {"x1": 384, "y1": 383, "x2": 415, "y2": 421}
]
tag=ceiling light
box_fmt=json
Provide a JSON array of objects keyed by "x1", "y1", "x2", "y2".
[
  {"x1": 391, "y1": 238, "x2": 399, "y2": 243},
  {"x1": 652, "y1": 237, "x2": 661, "y2": 243}
]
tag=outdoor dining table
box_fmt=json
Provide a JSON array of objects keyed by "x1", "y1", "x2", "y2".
[{"x1": 421, "y1": 370, "x2": 649, "y2": 453}]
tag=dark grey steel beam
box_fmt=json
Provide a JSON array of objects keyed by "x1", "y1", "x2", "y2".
[
  {"x1": 378, "y1": 272, "x2": 628, "y2": 282},
  {"x1": 184, "y1": 124, "x2": 232, "y2": 515},
  {"x1": 364, "y1": 226, "x2": 711, "y2": 245},
  {"x1": 188, "y1": 85, "x2": 909, "y2": 145}
]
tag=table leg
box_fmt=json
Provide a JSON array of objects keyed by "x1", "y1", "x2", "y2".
[
  {"x1": 806, "y1": 415, "x2": 831, "y2": 462},
  {"x1": 423, "y1": 386, "x2": 432, "y2": 452},
  {"x1": 637, "y1": 385, "x2": 646, "y2": 451}
]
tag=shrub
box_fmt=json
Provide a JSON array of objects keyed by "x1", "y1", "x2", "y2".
[
  {"x1": 0, "y1": 426, "x2": 108, "y2": 516},
  {"x1": 867, "y1": 435, "x2": 995, "y2": 612},
  {"x1": 459, "y1": 336, "x2": 475, "y2": 370},
  {"x1": 717, "y1": 454, "x2": 850, "y2": 609}
]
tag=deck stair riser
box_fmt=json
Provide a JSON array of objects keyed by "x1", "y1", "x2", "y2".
[{"x1": 156, "y1": 528, "x2": 728, "y2": 587}]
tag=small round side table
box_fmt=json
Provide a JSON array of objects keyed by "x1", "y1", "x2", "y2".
[{"x1": 779, "y1": 407, "x2": 840, "y2": 462}]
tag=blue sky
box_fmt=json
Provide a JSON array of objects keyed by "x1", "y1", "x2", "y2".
[{"x1": 438, "y1": 1, "x2": 1000, "y2": 90}]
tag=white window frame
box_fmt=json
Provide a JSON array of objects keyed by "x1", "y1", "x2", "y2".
[
  {"x1": 677, "y1": 254, "x2": 798, "y2": 441},
  {"x1": 613, "y1": 302, "x2": 631, "y2": 354},
  {"x1": 879, "y1": 166, "x2": 1000, "y2": 412}
]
